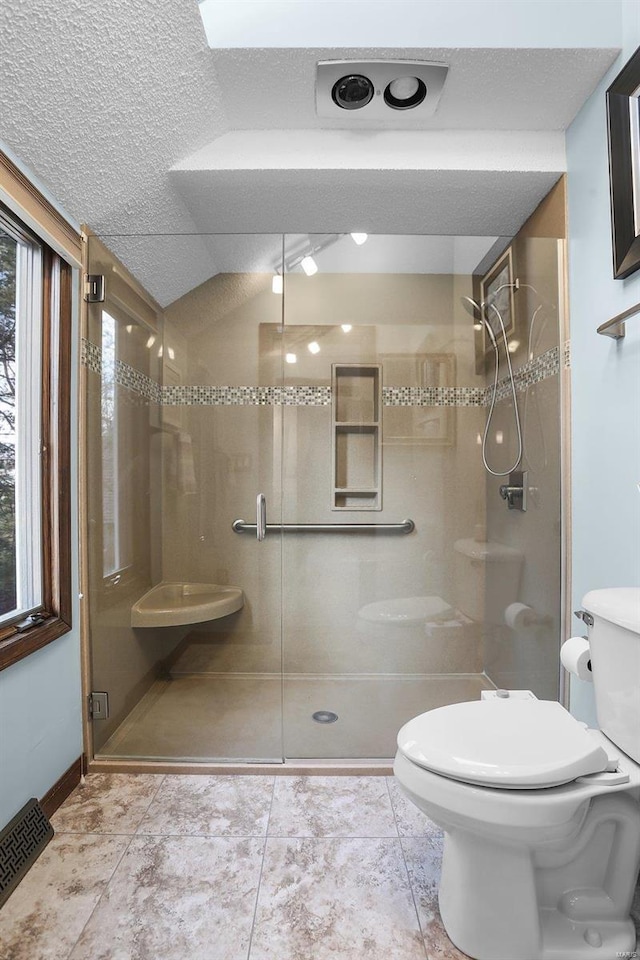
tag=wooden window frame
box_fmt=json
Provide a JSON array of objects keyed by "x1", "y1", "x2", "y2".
[{"x1": 0, "y1": 211, "x2": 73, "y2": 671}]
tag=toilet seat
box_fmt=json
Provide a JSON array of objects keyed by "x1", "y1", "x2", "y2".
[
  {"x1": 397, "y1": 699, "x2": 613, "y2": 789},
  {"x1": 357, "y1": 595, "x2": 454, "y2": 625}
]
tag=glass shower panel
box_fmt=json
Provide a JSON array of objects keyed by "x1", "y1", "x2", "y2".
[
  {"x1": 83, "y1": 229, "x2": 564, "y2": 765},
  {"x1": 481, "y1": 237, "x2": 564, "y2": 700},
  {"x1": 86, "y1": 233, "x2": 285, "y2": 761},
  {"x1": 280, "y1": 235, "x2": 494, "y2": 759}
]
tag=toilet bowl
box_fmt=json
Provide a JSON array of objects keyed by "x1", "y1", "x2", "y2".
[
  {"x1": 394, "y1": 588, "x2": 640, "y2": 960},
  {"x1": 394, "y1": 699, "x2": 640, "y2": 960}
]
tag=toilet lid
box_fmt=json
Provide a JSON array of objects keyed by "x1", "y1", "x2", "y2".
[{"x1": 397, "y1": 700, "x2": 612, "y2": 788}]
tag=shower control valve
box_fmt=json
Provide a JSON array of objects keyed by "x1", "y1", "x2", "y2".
[{"x1": 499, "y1": 470, "x2": 528, "y2": 511}]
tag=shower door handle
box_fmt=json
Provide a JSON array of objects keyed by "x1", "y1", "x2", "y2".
[{"x1": 256, "y1": 493, "x2": 267, "y2": 542}]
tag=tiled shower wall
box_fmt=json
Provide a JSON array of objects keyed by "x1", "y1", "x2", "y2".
[
  {"x1": 156, "y1": 265, "x2": 563, "y2": 698},
  {"x1": 159, "y1": 272, "x2": 487, "y2": 691},
  {"x1": 82, "y1": 266, "x2": 564, "y2": 691}
]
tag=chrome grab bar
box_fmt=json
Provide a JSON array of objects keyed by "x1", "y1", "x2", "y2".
[
  {"x1": 256, "y1": 493, "x2": 267, "y2": 542},
  {"x1": 232, "y1": 518, "x2": 415, "y2": 535}
]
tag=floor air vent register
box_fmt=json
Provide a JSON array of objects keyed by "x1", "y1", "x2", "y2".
[{"x1": 0, "y1": 798, "x2": 53, "y2": 907}]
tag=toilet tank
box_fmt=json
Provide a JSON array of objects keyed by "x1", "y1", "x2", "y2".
[
  {"x1": 453, "y1": 539, "x2": 523, "y2": 624},
  {"x1": 583, "y1": 588, "x2": 640, "y2": 763}
]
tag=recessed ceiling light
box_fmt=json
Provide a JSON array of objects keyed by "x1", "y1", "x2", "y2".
[
  {"x1": 350, "y1": 233, "x2": 368, "y2": 245},
  {"x1": 285, "y1": 353, "x2": 297, "y2": 364},
  {"x1": 272, "y1": 275, "x2": 283, "y2": 294},
  {"x1": 307, "y1": 341, "x2": 321, "y2": 354},
  {"x1": 341, "y1": 324, "x2": 353, "y2": 333}
]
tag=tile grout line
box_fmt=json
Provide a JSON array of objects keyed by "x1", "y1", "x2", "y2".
[
  {"x1": 245, "y1": 776, "x2": 277, "y2": 960},
  {"x1": 61, "y1": 834, "x2": 134, "y2": 960},
  {"x1": 132, "y1": 773, "x2": 167, "y2": 836},
  {"x1": 385, "y1": 777, "x2": 430, "y2": 960},
  {"x1": 60, "y1": 773, "x2": 167, "y2": 960}
]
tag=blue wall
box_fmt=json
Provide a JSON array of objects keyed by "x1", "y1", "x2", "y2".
[
  {"x1": 0, "y1": 633, "x2": 82, "y2": 825},
  {"x1": 566, "y1": 1, "x2": 640, "y2": 723},
  {"x1": 0, "y1": 236, "x2": 82, "y2": 828}
]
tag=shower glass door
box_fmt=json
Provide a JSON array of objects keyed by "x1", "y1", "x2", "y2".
[
  {"x1": 280, "y1": 234, "x2": 493, "y2": 759},
  {"x1": 86, "y1": 233, "x2": 285, "y2": 762},
  {"x1": 85, "y1": 229, "x2": 563, "y2": 764}
]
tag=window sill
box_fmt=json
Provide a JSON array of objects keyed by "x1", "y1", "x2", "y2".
[{"x1": 0, "y1": 616, "x2": 72, "y2": 672}]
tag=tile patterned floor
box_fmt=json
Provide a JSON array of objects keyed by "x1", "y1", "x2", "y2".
[
  {"x1": 1, "y1": 774, "x2": 639, "y2": 960},
  {"x1": 0, "y1": 774, "x2": 464, "y2": 960}
]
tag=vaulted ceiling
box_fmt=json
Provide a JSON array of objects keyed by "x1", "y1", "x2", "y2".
[{"x1": 0, "y1": 0, "x2": 619, "y2": 305}]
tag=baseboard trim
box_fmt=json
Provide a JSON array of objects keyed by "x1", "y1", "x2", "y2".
[{"x1": 40, "y1": 756, "x2": 83, "y2": 818}]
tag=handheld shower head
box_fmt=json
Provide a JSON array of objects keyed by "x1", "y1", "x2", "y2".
[
  {"x1": 460, "y1": 294, "x2": 523, "y2": 477},
  {"x1": 460, "y1": 295, "x2": 497, "y2": 348}
]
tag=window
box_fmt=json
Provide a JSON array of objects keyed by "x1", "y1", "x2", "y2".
[
  {"x1": 0, "y1": 202, "x2": 72, "y2": 670},
  {"x1": 0, "y1": 212, "x2": 43, "y2": 622},
  {"x1": 101, "y1": 309, "x2": 132, "y2": 578}
]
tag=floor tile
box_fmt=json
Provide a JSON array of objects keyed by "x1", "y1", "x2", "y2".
[
  {"x1": 250, "y1": 837, "x2": 426, "y2": 960},
  {"x1": 51, "y1": 774, "x2": 163, "y2": 835},
  {"x1": 69, "y1": 835, "x2": 264, "y2": 960},
  {"x1": 387, "y1": 777, "x2": 441, "y2": 838},
  {"x1": 137, "y1": 774, "x2": 274, "y2": 836},
  {"x1": 268, "y1": 776, "x2": 397, "y2": 837},
  {"x1": 0, "y1": 833, "x2": 129, "y2": 960},
  {"x1": 401, "y1": 837, "x2": 469, "y2": 960}
]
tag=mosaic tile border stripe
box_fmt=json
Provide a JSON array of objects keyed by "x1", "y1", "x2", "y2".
[
  {"x1": 162, "y1": 385, "x2": 331, "y2": 406},
  {"x1": 81, "y1": 340, "x2": 560, "y2": 407},
  {"x1": 116, "y1": 361, "x2": 162, "y2": 403},
  {"x1": 492, "y1": 346, "x2": 560, "y2": 403},
  {"x1": 382, "y1": 386, "x2": 487, "y2": 407},
  {"x1": 82, "y1": 338, "x2": 101, "y2": 375}
]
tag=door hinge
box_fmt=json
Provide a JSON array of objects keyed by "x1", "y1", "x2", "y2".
[
  {"x1": 84, "y1": 274, "x2": 105, "y2": 303},
  {"x1": 88, "y1": 691, "x2": 110, "y2": 720}
]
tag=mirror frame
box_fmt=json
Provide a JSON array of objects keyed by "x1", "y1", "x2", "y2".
[{"x1": 607, "y1": 44, "x2": 640, "y2": 280}]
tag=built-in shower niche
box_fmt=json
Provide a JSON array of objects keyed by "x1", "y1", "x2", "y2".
[{"x1": 332, "y1": 364, "x2": 381, "y2": 510}]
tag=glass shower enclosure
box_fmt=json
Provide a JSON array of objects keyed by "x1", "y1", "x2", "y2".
[{"x1": 83, "y1": 231, "x2": 563, "y2": 763}]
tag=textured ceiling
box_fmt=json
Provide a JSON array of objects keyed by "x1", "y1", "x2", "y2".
[
  {"x1": 211, "y1": 46, "x2": 618, "y2": 132},
  {"x1": 0, "y1": 1, "x2": 619, "y2": 306}
]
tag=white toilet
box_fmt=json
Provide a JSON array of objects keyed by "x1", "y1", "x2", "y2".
[{"x1": 394, "y1": 587, "x2": 640, "y2": 960}]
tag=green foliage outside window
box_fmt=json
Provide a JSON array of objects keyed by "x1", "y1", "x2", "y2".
[{"x1": 0, "y1": 231, "x2": 17, "y2": 614}]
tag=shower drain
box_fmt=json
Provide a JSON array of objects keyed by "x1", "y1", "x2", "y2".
[{"x1": 312, "y1": 710, "x2": 339, "y2": 724}]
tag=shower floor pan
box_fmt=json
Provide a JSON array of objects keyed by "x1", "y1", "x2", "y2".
[{"x1": 96, "y1": 673, "x2": 493, "y2": 762}]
